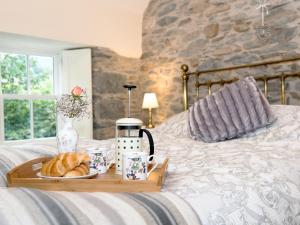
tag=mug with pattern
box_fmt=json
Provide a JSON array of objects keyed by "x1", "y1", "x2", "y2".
[
  {"x1": 122, "y1": 152, "x2": 158, "y2": 180},
  {"x1": 87, "y1": 147, "x2": 114, "y2": 173}
]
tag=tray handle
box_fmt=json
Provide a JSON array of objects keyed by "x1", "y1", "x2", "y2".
[
  {"x1": 157, "y1": 159, "x2": 169, "y2": 186},
  {"x1": 7, "y1": 157, "x2": 51, "y2": 185}
]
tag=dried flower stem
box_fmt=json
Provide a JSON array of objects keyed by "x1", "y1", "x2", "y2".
[{"x1": 56, "y1": 91, "x2": 90, "y2": 120}]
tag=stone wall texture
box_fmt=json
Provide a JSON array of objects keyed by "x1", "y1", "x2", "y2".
[
  {"x1": 92, "y1": 0, "x2": 300, "y2": 139},
  {"x1": 92, "y1": 48, "x2": 141, "y2": 139},
  {"x1": 140, "y1": 0, "x2": 300, "y2": 124}
]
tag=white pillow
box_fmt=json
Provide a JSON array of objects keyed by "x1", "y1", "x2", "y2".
[
  {"x1": 152, "y1": 111, "x2": 190, "y2": 138},
  {"x1": 242, "y1": 105, "x2": 300, "y2": 142}
]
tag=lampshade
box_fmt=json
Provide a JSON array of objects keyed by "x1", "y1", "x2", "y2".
[{"x1": 142, "y1": 93, "x2": 159, "y2": 109}]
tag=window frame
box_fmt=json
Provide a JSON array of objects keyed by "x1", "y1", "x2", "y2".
[{"x1": 0, "y1": 49, "x2": 61, "y2": 144}]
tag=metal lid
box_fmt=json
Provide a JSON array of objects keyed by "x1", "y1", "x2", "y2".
[{"x1": 116, "y1": 117, "x2": 143, "y2": 126}]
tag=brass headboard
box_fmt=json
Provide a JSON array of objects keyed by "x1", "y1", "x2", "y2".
[{"x1": 181, "y1": 57, "x2": 300, "y2": 110}]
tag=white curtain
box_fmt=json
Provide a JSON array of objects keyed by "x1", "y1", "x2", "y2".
[{"x1": 60, "y1": 48, "x2": 93, "y2": 139}]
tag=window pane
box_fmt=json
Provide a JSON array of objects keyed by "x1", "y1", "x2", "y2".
[
  {"x1": 29, "y1": 56, "x2": 54, "y2": 94},
  {"x1": 4, "y1": 99, "x2": 30, "y2": 140},
  {"x1": 33, "y1": 100, "x2": 56, "y2": 138},
  {"x1": 0, "y1": 53, "x2": 27, "y2": 94}
]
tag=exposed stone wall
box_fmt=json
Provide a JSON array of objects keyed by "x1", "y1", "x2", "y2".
[
  {"x1": 92, "y1": 0, "x2": 300, "y2": 139},
  {"x1": 140, "y1": 0, "x2": 300, "y2": 124},
  {"x1": 92, "y1": 47, "x2": 141, "y2": 139}
]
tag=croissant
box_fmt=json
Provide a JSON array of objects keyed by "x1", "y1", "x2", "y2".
[
  {"x1": 41, "y1": 152, "x2": 90, "y2": 177},
  {"x1": 64, "y1": 163, "x2": 89, "y2": 177},
  {"x1": 41, "y1": 156, "x2": 55, "y2": 176}
]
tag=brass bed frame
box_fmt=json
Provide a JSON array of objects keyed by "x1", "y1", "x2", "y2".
[{"x1": 181, "y1": 57, "x2": 300, "y2": 110}]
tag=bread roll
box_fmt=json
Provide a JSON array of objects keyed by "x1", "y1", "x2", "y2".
[
  {"x1": 41, "y1": 156, "x2": 58, "y2": 177},
  {"x1": 64, "y1": 163, "x2": 89, "y2": 177},
  {"x1": 51, "y1": 156, "x2": 67, "y2": 177},
  {"x1": 41, "y1": 152, "x2": 90, "y2": 177}
]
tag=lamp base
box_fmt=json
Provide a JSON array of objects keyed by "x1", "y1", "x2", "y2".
[
  {"x1": 146, "y1": 124, "x2": 155, "y2": 129},
  {"x1": 146, "y1": 108, "x2": 155, "y2": 129}
]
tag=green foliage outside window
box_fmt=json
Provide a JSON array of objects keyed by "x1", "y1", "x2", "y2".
[
  {"x1": 33, "y1": 100, "x2": 56, "y2": 139},
  {"x1": 4, "y1": 99, "x2": 30, "y2": 140},
  {"x1": 1, "y1": 53, "x2": 56, "y2": 140}
]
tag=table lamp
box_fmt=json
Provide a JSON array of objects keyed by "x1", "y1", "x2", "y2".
[{"x1": 142, "y1": 93, "x2": 159, "y2": 128}]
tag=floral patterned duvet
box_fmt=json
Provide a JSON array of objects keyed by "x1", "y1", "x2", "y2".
[
  {"x1": 151, "y1": 105, "x2": 300, "y2": 225},
  {"x1": 1, "y1": 105, "x2": 300, "y2": 225}
]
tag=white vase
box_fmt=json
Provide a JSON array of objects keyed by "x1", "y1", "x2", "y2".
[{"x1": 57, "y1": 117, "x2": 78, "y2": 153}]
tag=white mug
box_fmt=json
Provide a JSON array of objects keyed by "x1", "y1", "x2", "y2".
[
  {"x1": 122, "y1": 152, "x2": 158, "y2": 180},
  {"x1": 86, "y1": 147, "x2": 114, "y2": 173}
]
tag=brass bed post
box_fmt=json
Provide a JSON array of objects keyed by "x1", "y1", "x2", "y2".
[
  {"x1": 263, "y1": 77, "x2": 268, "y2": 97},
  {"x1": 196, "y1": 73, "x2": 200, "y2": 99},
  {"x1": 208, "y1": 82, "x2": 212, "y2": 95},
  {"x1": 181, "y1": 64, "x2": 189, "y2": 110},
  {"x1": 280, "y1": 75, "x2": 286, "y2": 104}
]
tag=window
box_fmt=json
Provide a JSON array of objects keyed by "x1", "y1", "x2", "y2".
[{"x1": 0, "y1": 52, "x2": 58, "y2": 142}]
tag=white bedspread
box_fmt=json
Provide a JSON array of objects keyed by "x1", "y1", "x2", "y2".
[
  {"x1": 2, "y1": 105, "x2": 300, "y2": 225},
  {"x1": 151, "y1": 105, "x2": 300, "y2": 225}
]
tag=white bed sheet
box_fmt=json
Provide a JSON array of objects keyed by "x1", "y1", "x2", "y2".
[
  {"x1": 2, "y1": 105, "x2": 300, "y2": 225},
  {"x1": 150, "y1": 105, "x2": 300, "y2": 225}
]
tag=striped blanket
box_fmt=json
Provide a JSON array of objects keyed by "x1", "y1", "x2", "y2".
[
  {"x1": 0, "y1": 188, "x2": 200, "y2": 225},
  {"x1": 0, "y1": 142, "x2": 202, "y2": 225}
]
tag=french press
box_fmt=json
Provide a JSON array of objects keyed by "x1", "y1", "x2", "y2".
[{"x1": 115, "y1": 85, "x2": 154, "y2": 175}]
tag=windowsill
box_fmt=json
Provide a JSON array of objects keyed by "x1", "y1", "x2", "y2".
[{"x1": 1, "y1": 137, "x2": 56, "y2": 146}]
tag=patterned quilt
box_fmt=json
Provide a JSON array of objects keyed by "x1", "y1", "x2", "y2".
[
  {"x1": 0, "y1": 188, "x2": 199, "y2": 225},
  {"x1": 1, "y1": 105, "x2": 300, "y2": 225},
  {"x1": 0, "y1": 141, "x2": 200, "y2": 225}
]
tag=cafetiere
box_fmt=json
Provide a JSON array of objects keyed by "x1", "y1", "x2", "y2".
[{"x1": 115, "y1": 85, "x2": 154, "y2": 175}]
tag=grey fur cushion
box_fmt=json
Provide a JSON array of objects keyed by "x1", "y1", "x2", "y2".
[{"x1": 188, "y1": 76, "x2": 276, "y2": 142}]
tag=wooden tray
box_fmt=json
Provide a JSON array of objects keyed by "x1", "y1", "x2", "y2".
[{"x1": 7, "y1": 157, "x2": 169, "y2": 192}]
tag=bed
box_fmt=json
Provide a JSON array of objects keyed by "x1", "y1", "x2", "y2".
[{"x1": 1, "y1": 58, "x2": 300, "y2": 225}]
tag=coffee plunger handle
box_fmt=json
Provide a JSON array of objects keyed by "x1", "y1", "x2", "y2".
[
  {"x1": 123, "y1": 84, "x2": 136, "y2": 118},
  {"x1": 123, "y1": 85, "x2": 136, "y2": 90},
  {"x1": 139, "y1": 129, "x2": 154, "y2": 161}
]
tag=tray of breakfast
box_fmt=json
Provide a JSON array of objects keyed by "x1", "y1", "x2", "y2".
[{"x1": 6, "y1": 152, "x2": 169, "y2": 192}]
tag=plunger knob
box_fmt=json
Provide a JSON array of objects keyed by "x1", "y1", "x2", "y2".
[
  {"x1": 123, "y1": 85, "x2": 136, "y2": 90},
  {"x1": 123, "y1": 84, "x2": 136, "y2": 118}
]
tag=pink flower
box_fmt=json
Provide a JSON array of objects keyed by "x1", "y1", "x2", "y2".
[{"x1": 71, "y1": 86, "x2": 84, "y2": 96}]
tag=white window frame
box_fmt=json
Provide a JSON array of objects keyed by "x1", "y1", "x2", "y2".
[{"x1": 0, "y1": 49, "x2": 61, "y2": 144}]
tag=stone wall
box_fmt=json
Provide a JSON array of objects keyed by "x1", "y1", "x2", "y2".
[
  {"x1": 92, "y1": 47, "x2": 141, "y2": 139},
  {"x1": 140, "y1": 0, "x2": 300, "y2": 124},
  {"x1": 92, "y1": 0, "x2": 300, "y2": 139}
]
